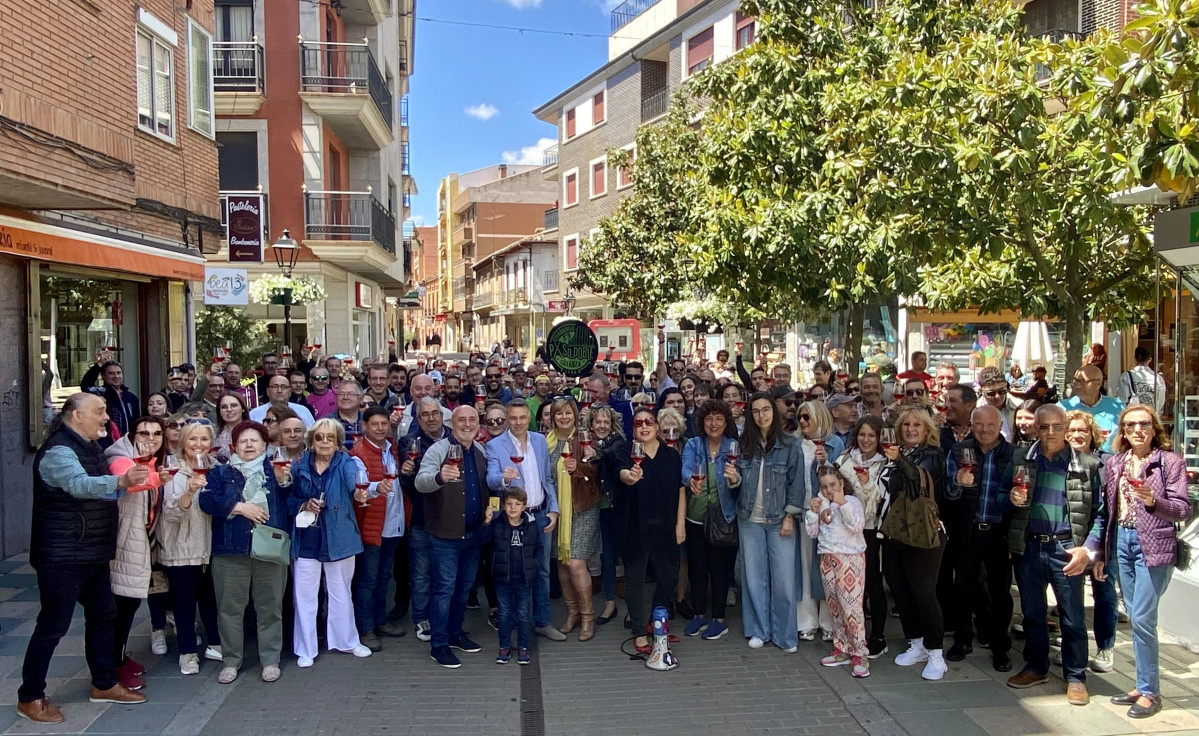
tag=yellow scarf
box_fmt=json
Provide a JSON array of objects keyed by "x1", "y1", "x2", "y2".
[{"x1": 546, "y1": 428, "x2": 575, "y2": 563}]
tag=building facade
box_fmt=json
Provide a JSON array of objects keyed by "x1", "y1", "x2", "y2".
[
  {"x1": 206, "y1": 0, "x2": 417, "y2": 359},
  {"x1": 0, "y1": 0, "x2": 221, "y2": 555}
]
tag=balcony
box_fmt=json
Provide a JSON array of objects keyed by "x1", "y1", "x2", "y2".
[
  {"x1": 304, "y1": 191, "x2": 400, "y2": 282},
  {"x1": 299, "y1": 40, "x2": 394, "y2": 150},
  {"x1": 611, "y1": 0, "x2": 659, "y2": 33},
  {"x1": 542, "y1": 269, "x2": 560, "y2": 293},
  {"x1": 473, "y1": 290, "x2": 495, "y2": 310},
  {"x1": 543, "y1": 207, "x2": 559, "y2": 232},
  {"x1": 1033, "y1": 29, "x2": 1083, "y2": 83},
  {"x1": 338, "y1": 0, "x2": 392, "y2": 26},
  {"x1": 213, "y1": 41, "x2": 265, "y2": 115},
  {"x1": 543, "y1": 143, "x2": 559, "y2": 169},
  {"x1": 641, "y1": 88, "x2": 669, "y2": 122},
  {"x1": 402, "y1": 141, "x2": 411, "y2": 174},
  {"x1": 399, "y1": 38, "x2": 409, "y2": 74},
  {"x1": 452, "y1": 222, "x2": 475, "y2": 247},
  {"x1": 400, "y1": 96, "x2": 409, "y2": 127}
]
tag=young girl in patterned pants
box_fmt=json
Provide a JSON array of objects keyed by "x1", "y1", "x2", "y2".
[{"x1": 805, "y1": 466, "x2": 869, "y2": 677}]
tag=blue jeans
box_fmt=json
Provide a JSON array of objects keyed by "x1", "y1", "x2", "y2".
[
  {"x1": 1090, "y1": 558, "x2": 1118, "y2": 651},
  {"x1": 1015, "y1": 537, "x2": 1087, "y2": 682},
  {"x1": 407, "y1": 525, "x2": 432, "y2": 625},
  {"x1": 353, "y1": 536, "x2": 402, "y2": 634},
  {"x1": 599, "y1": 506, "x2": 617, "y2": 603},
  {"x1": 739, "y1": 519, "x2": 797, "y2": 650},
  {"x1": 530, "y1": 508, "x2": 552, "y2": 628},
  {"x1": 427, "y1": 532, "x2": 482, "y2": 649},
  {"x1": 1116, "y1": 527, "x2": 1173, "y2": 697},
  {"x1": 495, "y1": 580, "x2": 532, "y2": 651}
]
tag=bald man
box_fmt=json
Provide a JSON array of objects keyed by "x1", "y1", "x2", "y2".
[{"x1": 1059, "y1": 364, "x2": 1124, "y2": 453}]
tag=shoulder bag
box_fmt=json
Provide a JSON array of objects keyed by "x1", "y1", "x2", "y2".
[
  {"x1": 251, "y1": 524, "x2": 291, "y2": 566},
  {"x1": 879, "y1": 464, "x2": 942, "y2": 549},
  {"x1": 704, "y1": 502, "x2": 739, "y2": 547}
]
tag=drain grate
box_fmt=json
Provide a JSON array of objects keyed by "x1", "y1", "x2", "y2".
[{"x1": 519, "y1": 643, "x2": 545, "y2": 736}]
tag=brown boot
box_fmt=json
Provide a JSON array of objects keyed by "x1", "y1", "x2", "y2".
[
  {"x1": 557, "y1": 565, "x2": 579, "y2": 634},
  {"x1": 17, "y1": 698, "x2": 64, "y2": 724},
  {"x1": 89, "y1": 683, "x2": 147, "y2": 704},
  {"x1": 573, "y1": 565, "x2": 596, "y2": 642}
]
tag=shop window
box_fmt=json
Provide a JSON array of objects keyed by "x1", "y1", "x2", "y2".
[{"x1": 39, "y1": 274, "x2": 127, "y2": 422}]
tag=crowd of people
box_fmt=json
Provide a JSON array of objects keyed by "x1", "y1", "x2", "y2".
[{"x1": 14, "y1": 335, "x2": 1190, "y2": 725}]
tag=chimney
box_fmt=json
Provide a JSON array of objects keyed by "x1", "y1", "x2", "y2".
[{"x1": 498, "y1": 164, "x2": 508, "y2": 179}]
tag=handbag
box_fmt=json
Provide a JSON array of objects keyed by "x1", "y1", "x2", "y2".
[
  {"x1": 1176, "y1": 522, "x2": 1192, "y2": 572},
  {"x1": 704, "y1": 502, "x2": 739, "y2": 547},
  {"x1": 879, "y1": 464, "x2": 942, "y2": 549},
  {"x1": 250, "y1": 524, "x2": 291, "y2": 566}
]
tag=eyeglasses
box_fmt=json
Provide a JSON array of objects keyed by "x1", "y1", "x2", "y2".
[
  {"x1": 311, "y1": 375, "x2": 330, "y2": 381},
  {"x1": 1122, "y1": 420, "x2": 1152, "y2": 431},
  {"x1": 783, "y1": 399, "x2": 799, "y2": 408},
  {"x1": 135, "y1": 430, "x2": 164, "y2": 438},
  {"x1": 983, "y1": 388, "x2": 1008, "y2": 398},
  {"x1": 1037, "y1": 423, "x2": 1065, "y2": 433},
  {"x1": 337, "y1": 391, "x2": 362, "y2": 398},
  {"x1": 168, "y1": 421, "x2": 185, "y2": 429},
  {"x1": 905, "y1": 389, "x2": 927, "y2": 397},
  {"x1": 261, "y1": 418, "x2": 277, "y2": 425},
  {"x1": 633, "y1": 418, "x2": 657, "y2": 428},
  {"x1": 313, "y1": 433, "x2": 338, "y2": 443},
  {"x1": 625, "y1": 374, "x2": 643, "y2": 381},
  {"x1": 847, "y1": 386, "x2": 860, "y2": 393},
  {"x1": 418, "y1": 411, "x2": 442, "y2": 420}
]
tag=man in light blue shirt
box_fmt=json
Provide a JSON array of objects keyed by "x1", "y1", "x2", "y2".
[{"x1": 1059, "y1": 365, "x2": 1124, "y2": 453}]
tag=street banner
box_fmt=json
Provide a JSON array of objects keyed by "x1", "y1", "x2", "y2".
[{"x1": 204, "y1": 267, "x2": 249, "y2": 305}]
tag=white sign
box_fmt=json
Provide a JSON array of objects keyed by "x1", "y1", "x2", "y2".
[{"x1": 204, "y1": 267, "x2": 249, "y2": 305}]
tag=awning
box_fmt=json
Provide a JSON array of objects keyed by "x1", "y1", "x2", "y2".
[{"x1": 0, "y1": 211, "x2": 207, "y2": 281}]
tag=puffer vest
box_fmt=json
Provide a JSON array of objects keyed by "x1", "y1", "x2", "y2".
[{"x1": 31, "y1": 426, "x2": 119, "y2": 568}]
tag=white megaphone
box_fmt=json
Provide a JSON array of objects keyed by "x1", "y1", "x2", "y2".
[{"x1": 644, "y1": 606, "x2": 679, "y2": 671}]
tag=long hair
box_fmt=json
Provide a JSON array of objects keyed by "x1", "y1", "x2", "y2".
[
  {"x1": 849, "y1": 415, "x2": 885, "y2": 454},
  {"x1": 129, "y1": 415, "x2": 169, "y2": 465},
  {"x1": 587, "y1": 404, "x2": 626, "y2": 440},
  {"x1": 1111, "y1": 405, "x2": 1171, "y2": 453},
  {"x1": 893, "y1": 407, "x2": 940, "y2": 448},
  {"x1": 816, "y1": 464, "x2": 851, "y2": 496},
  {"x1": 1064, "y1": 410, "x2": 1104, "y2": 453},
  {"x1": 741, "y1": 391, "x2": 783, "y2": 459},
  {"x1": 217, "y1": 391, "x2": 249, "y2": 432}
]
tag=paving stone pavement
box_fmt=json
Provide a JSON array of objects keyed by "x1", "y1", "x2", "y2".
[{"x1": 0, "y1": 553, "x2": 1196, "y2": 736}]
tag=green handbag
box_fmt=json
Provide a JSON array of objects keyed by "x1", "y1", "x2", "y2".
[{"x1": 250, "y1": 524, "x2": 291, "y2": 566}]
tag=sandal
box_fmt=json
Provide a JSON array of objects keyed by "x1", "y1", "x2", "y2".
[
  {"x1": 218, "y1": 666, "x2": 239, "y2": 684},
  {"x1": 261, "y1": 665, "x2": 281, "y2": 683}
]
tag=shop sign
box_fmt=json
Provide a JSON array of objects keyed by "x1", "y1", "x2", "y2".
[
  {"x1": 226, "y1": 194, "x2": 264, "y2": 263},
  {"x1": 356, "y1": 282, "x2": 374, "y2": 309},
  {"x1": 204, "y1": 267, "x2": 249, "y2": 305},
  {"x1": 546, "y1": 300, "x2": 567, "y2": 312},
  {"x1": 545, "y1": 319, "x2": 599, "y2": 377}
]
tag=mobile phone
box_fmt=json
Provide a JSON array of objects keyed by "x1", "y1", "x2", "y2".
[{"x1": 489, "y1": 497, "x2": 500, "y2": 512}]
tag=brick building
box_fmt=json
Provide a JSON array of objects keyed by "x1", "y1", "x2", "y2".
[{"x1": 0, "y1": 0, "x2": 222, "y2": 555}]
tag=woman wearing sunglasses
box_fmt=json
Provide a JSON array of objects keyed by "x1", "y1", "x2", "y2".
[
  {"x1": 1085, "y1": 406, "x2": 1189, "y2": 719},
  {"x1": 795, "y1": 400, "x2": 836, "y2": 641},
  {"x1": 199, "y1": 420, "x2": 293, "y2": 684},
  {"x1": 164, "y1": 413, "x2": 186, "y2": 457},
  {"x1": 548, "y1": 398, "x2": 601, "y2": 642},
  {"x1": 481, "y1": 404, "x2": 508, "y2": 442},
  {"x1": 617, "y1": 407, "x2": 686, "y2": 653},
  {"x1": 587, "y1": 405, "x2": 628, "y2": 626},
  {"x1": 733, "y1": 392, "x2": 805, "y2": 652}
]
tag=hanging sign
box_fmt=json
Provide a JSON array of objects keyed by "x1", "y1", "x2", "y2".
[
  {"x1": 225, "y1": 194, "x2": 264, "y2": 262},
  {"x1": 545, "y1": 319, "x2": 599, "y2": 377}
]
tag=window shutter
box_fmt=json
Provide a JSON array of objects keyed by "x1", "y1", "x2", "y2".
[
  {"x1": 592, "y1": 162, "x2": 605, "y2": 195},
  {"x1": 687, "y1": 27, "x2": 714, "y2": 73},
  {"x1": 189, "y1": 22, "x2": 213, "y2": 135},
  {"x1": 565, "y1": 108, "x2": 576, "y2": 138},
  {"x1": 153, "y1": 40, "x2": 174, "y2": 135},
  {"x1": 565, "y1": 173, "x2": 577, "y2": 205},
  {"x1": 593, "y1": 91, "x2": 605, "y2": 123}
]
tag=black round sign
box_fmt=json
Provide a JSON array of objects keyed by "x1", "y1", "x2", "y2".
[{"x1": 544, "y1": 320, "x2": 599, "y2": 378}]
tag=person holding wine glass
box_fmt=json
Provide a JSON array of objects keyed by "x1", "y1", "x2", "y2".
[
  {"x1": 1084, "y1": 406, "x2": 1190, "y2": 719},
  {"x1": 585, "y1": 405, "x2": 628, "y2": 626},
  {"x1": 289, "y1": 418, "x2": 372, "y2": 668},
  {"x1": 796, "y1": 399, "x2": 836, "y2": 641},
  {"x1": 160, "y1": 420, "x2": 222, "y2": 674},
  {"x1": 103, "y1": 416, "x2": 167, "y2": 691},
  {"x1": 617, "y1": 407, "x2": 686, "y2": 654},
  {"x1": 213, "y1": 393, "x2": 249, "y2": 463},
  {"x1": 199, "y1": 420, "x2": 293, "y2": 684},
  {"x1": 721, "y1": 382, "x2": 748, "y2": 435},
  {"x1": 349, "y1": 406, "x2": 406, "y2": 653},
  {"x1": 680, "y1": 400, "x2": 741, "y2": 641}
]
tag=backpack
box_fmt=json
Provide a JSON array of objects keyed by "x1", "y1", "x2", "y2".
[
  {"x1": 879, "y1": 464, "x2": 942, "y2": 549},
  {"x1": 1122, "y1": 370, "x2": 1158, "y2": 407}
]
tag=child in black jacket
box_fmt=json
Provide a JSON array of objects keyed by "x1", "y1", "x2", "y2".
[{"x1": 485, "y1": 488, "x2": 542, "y2": 664}]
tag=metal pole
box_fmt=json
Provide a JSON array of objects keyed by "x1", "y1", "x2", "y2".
[{"x1": 283, "y1": 287, "x2": 293, "y2": 352}]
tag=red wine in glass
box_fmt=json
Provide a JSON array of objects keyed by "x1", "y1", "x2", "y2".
[
  {"x1": 272, "y1": 458, "x2": 290, "y2": 469},
  {"x1": 726, "y1": 440, "x2": 740, "y2": 463},
  {"x1": 407, "y1": 448, "x2": 420, "y2": 462},
  {"x1": 561, "y1": 446, "x2": 573, "y2": 460},
  {"x1": 509, "y1": 454, "x2": 524, "y2": 465},
  {"x1": 446, "y1": 444, "x2": 463, "y2": 468},
  {"x1": 691, "y1": 472, "x2": 705, "y2": 484},
  {"x1": 631, "y1": 442, "x2": 645, "y2": 466}
]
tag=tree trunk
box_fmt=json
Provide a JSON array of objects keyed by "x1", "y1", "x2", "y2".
[
  {"x1": 845, "y1": 303, "x2": 865, "y2": 380},
  {"x1": 1060, "y1": 304, "x2": 1088, "y2": 387}
]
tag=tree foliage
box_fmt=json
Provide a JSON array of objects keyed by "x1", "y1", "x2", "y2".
[{"x1": 196, "y1": 306, "x2": 274, "y2": 370}]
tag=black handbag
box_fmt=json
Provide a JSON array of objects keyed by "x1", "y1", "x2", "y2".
[{"x1": 704, "y1": 503, "x2": 739, "y2": 547}]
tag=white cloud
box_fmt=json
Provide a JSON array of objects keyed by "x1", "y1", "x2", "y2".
[
  {"x1": 502, "y1": 0, "x2": 543, "y2": 8},
  {"x1": 501, "y1": 137, "x2": 556, "y2": 165},
  {"x1": 409, "y1": 214, "x2": 426, "y2": 227},
  {"x1": 464, "y1": 103, "x2": 500, "y2": 121}
]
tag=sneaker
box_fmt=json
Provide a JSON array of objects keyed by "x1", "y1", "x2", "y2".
[
  {"x1": 297, "y1": 656, "x2": 315, "y2": 668},
  {"x1": 748, "y1": 636, "x2": 768, "y2": 649},
  {"x1": 204, "y1": 645, "x2": 223, "y2": 662},
  {"x1": 851, "y1": 656, "x2": 870, "y2": 678},
  {"x1": 88, "y1": 684, "x2": 147, "y2": 704},
  {"x1": 379, "y1": 621, "x2": 408, "y2": 638},
  {"x1": 517, "y1": 649, "x2": 531, "y2": 665},
  {"x1": 821, "y1": 650, "x2": 851, "y2": 667},
  {"x1": 151, "y1": 629, "x2": 168, "y2": 655},
  {"x1": 218, "y1": 666, "x2": 239, "y2": 684},
  {"x1": 684, "y1": 615, "x2": 708, "y2": 637},
  {"x1": 922, "y1": 649, "x2": 947, "y2": 680},
  {"x1": 466, "y1": 591, "x2": 480, "y2": 610},
  {"x1": 1091, "y1": 648, "x2": 1114, "y2": 673},
  {"x1": 178, "y1": 653, "x2": 200, "y2": 675},
  {"x1": 702, "y1": 620, "x2": 729, "y2": 640},
  {"x1": 1066, "y1": 681, "x2": 1090, "y2": 706},
  {"x1": 449, "y1": 634, "x2": 482, "y2": 653},
  {"x1": 821, "y1": 629, "x2": 834, "y2": 642},
  {"x1": 798, "y1": 629, "x2": 817, "y2": 642},
  {"x1": 535, "y1": 625, "x2": 567, "y2": 642},
  {"x1": 488, "y1": 611, "x2": 499, "y2": 632},
  {"x1": 894, "y1": 639, "x2": 928, "y2": 667},
  {"x1": 261, "y1": 665, "x2": 280, "y2": 683},
  {"x1": 360, "y1": 631, "x2": 383, "y2": 653},
  {"x1": 415, "y1": 620, "x2": 432, "y2": 642},
  {"x1": 946, "y1": 642, "x2": 973, "y2": 661},
  {"x1": 350, "y1": 644, "x2": 372, "y2": 658},
  {"x1": 430, "y1": 646, "x2": 461, "y2": 669},
  {"x1": 496, "y1": 648, "x2": 511, "y2": 664},
  {"x1": 867, "y1": 639, "x2": 889, "y2": 659},
  {"x1": 116, "y1": 664, "x2": 144, "y2": 691},
  {"x1": 781, "y1": 644, "x2": 799, "y2": 653},
  {"x1": 1007, "y1": 668, "x2": 1049, "y2": 689}
]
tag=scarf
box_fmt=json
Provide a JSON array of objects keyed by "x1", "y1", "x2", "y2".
[
  {"x1": 230, "y1": 452, "x2": 269, "y2": 510},
  {"x1": 546, "y1": 428, "x2": 575, "y2": 563}
]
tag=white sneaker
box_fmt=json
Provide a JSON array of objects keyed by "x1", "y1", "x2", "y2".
[
  {"x1": 821, "y1": 629, "x2": 834, "y2": 642},
  {"x1": 204, "y1": 645, "x2": 223, "y2": 662},
  {"x1": 922, "y1": 649, "x2": 948, "y2": 680},
  {"x1": 297, "y1": 656, "x2": 315, "y2": 668},
  {"x1": 415, "y1": 621, "x2": 431, "y2": 642},
  {"x1": 350, "y1": 644, "x2": 372, "y2": 658},
  {"x1": 178, "y1": 653, "x2": 199, "y2": 675},
  {"x1": 165, "y1": 611, "x2": 176, "y2": 629},
  {"x1": 748, "y1": 636, "x2": 768, "y2": 649},
  {"x1": 1091, "y1": 648, "x2": 1114, "y2": 673},
  {"x1": 781, "y1": 644, "x2": 798, "y2": 653},
  {"x1": 151, "y1": 629, "x2": 168, "y2": 655},
  {"x1": 894, "y1": 639, "x2": 928, "y2": 667},
  {"x1": 798, "y1": 629, "x2": 817, "y2": 641}
]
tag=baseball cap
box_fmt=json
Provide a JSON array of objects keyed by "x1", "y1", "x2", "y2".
[
  {"x1": 825, "y1": 392, "x2": 860, "y2": 410},
  {"x1": 767, "y1": 385, "x2": 796, "y2": 402}
]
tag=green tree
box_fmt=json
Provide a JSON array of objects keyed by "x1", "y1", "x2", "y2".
[{"x1": 195, "y1": 306, "x2": 275, "y2": 371}]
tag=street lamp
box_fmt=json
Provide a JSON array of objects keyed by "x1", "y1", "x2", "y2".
[
  {"x1": 564, "y1": 288, "x2": 576, "y2": 317},
  {"x1": 271, "y1": 229, "x2": 300, "y2": 350}
]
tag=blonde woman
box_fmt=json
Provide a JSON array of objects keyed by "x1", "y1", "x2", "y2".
[{"x1": 794, "y1": 400, "x2": 832, "y2": 640}]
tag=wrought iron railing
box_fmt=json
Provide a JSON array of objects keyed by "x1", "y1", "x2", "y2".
[
  {"x1": 304, "y1": 191, "x2": 396, "y2": 254},
  {"x1": 611, "y1": 0, "x2": 659, "y2": 33},
  {"x1": 543, "y1": 143, "x2": 559, "y2": 168},
  {"x1": 299, "y1": 40, "x2": 393, "y2": 128},
  {"x1": 214, "y1": 41, "x2": 264, "y2": 92},
  {"x1": 543, "y1": 207, "x2": 559, "y2": 231},
  {"x1": 641, "y1": 88, "x2": 669, "y2": 122}
]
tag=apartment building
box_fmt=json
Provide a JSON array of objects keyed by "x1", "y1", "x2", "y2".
[
  {"x1": 410, "y1": 225, "x2": 439, "y2": 349},
  {"x1": 208, "y1": 0, "x2": 416, "y2": 358},
  {"x1": 433, "y1": 165, "x2": 557, "y2": 351},
  {"x1": 0, "y1": 0, "x2": 222, "y2": 555}
]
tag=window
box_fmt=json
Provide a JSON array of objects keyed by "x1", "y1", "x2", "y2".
[
  {"x1": 736, "y1": 12, "x2": 756, "y2": 50},
  {"x1": 687, "y1": 27, "x2": 714, "y2": 75},
  {"x1": 590, "y1": 159, "x2": 607, "y2": 198},
  {"x1": 565, "y1": 108, "x2": 576, "y2": 138},
  {"x1": 137, "y1": 27, "x2": 175, "y2": 139},
  {"x1": 564, "y1": 168, "x2": 578, "y2": 207},
  {"x1": 216, "y1": 132, "x2": 258, "y2": 189},
  {"x1": 618, "y1": 146, "x2": 635, "y2": 189},
  {"x1": 593, "y1": 91, "x2": 605, "y2": 124},
  {"x1": 188, "y1": 20, "x2": 214, "y2": 137},
  {"x1": 565, "y1": 235, "x2": 579, "y2": 271}
]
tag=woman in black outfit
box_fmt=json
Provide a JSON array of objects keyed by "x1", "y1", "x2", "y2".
[
  {"x1": 617, "y1": 407, "x2": 686, "y2": 653},
  {"x1": 587, "y1": 405, "x2": 629, "y2": 626}
]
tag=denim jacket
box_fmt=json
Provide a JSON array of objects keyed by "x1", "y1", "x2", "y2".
[
  {"x1": 199, "y1": 457, "x2": 290, "y2": 557},
  {"x1": 681, "y1": 435, "x2": 737, "y2": 523},
  {"x1": 288, "y1": 451, "x2": 366, "y2": 562},
  {"x1": 731, "y1": 435, "x2": 807, "y2": 523}
]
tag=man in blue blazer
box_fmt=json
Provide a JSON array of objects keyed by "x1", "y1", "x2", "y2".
[{"x1": 485, "y1": 399, "x2": 564, "y2": 642}]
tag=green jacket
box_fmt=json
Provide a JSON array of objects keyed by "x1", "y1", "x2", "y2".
[{"x1": 1005, "y1": 442, "x2": 1103, "y2": 555}]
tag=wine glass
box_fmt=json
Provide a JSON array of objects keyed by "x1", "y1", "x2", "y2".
[
  {"x1": 192, "y1": 453, "x2": 210, "y2": 478},
  {"x1": 726, "y1": 440, "x2": 740, "y2": 463},
  {"x1": 631, "y1": 441, "x2": 646, "y2": 466},
  {"x1": 1012, "y1": 467, "x2": 1031, "y2": 507},
  {"x1": 355, "y1": 468, "x2": 371, "y2": 508},
  {"x1": 560, "y1": 439, "x2": 574, "y2": 460},
  {"x1": 578, "y1": 429, "x2": 593, "y2": 457},
  {"x1": 447, "y1": 443, "x2": 464, "y2": 468},
  {"x1": 162, "y1": 454, "x2": 180, "y2": 481},
  {"x1": 135, "y1": 441, "x2": 154, "y2": 466},
  {"x1": 407, "y1": 438, "x2": 421, "y2": 465},
  {"x1": 381, "y1": 453, "x2": 398, "y2": 497},
  {"x1": 959, "y1": 447, "x2": 977, "y2": 472},
  {"x1": 880, "y1": 428, "x2": 897, "y2": 452}
]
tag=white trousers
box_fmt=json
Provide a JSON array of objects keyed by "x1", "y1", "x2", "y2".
[
  {"x1": 796, "y1": 525, "x2": 832, "y2": 633},
  {"x1": 293, "y1": 556, "x2": 360, "y2": 659}
]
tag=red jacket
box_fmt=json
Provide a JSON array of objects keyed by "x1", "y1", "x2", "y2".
[{"x1": 350, "y1": 438, "x2": 408, "y2": 546}]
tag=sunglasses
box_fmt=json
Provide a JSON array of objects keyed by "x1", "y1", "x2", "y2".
[
  {"x1": 135, "y1": 430, "x2": 164, "y2": 438},
  {"x1": 625, "y1": 374, "x2": 643, "y2": 381},
  {"x1": 799, "y1": 413, "x2": 811, "y2": 421},
  {"x1": 1037, "y1": 423, "x2": 1065, "y2": 433},
  {"x1": 485, "y1": 417, "x2": 506, "y2": 427},
  {"x1": 261, "y1": 418, "x2": 277, "y2": 425},
  {"x1": 784, "y1": 399, "x2": 799, "y2": 408},
  {"x1": 633, "y1": 418, "x2": 657, "y2": 428},
  {"x1": 311, "y1": 375, "x2": 330, "y2": 381},
  {"x1": 168, "y1": 421, "x2": 186, "y2": 429},
  {"x1": 984, "y1": 388, "x2": 1008, "y2": 398},
  {"x1": 313, "y1": 433, "x2": 338, "y2": 443},
  {"x1": 905, "y1": 389, "x2": 927, "y2": 397},
  {"x1": 1122, "y1": 420, "x2": 1152, "y2": 431},
  {"x1": 847, "y1": 386, "x2": 860, "y2": 393}
]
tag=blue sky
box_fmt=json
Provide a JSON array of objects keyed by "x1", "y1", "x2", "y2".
[{"x1": 407, "y1": 0, "x2": 621, "y2": 226}]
